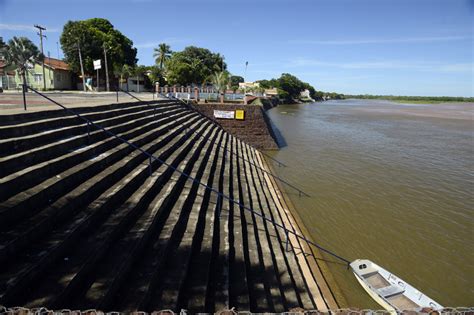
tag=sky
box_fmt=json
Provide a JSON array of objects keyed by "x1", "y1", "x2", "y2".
[{"x1": 0, "y1": 0, "x2": 473, "y2": 96}]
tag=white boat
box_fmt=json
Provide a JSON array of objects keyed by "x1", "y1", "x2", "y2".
[{"x1": 350, "y1": 259, "x2": 443, "y2": 312}]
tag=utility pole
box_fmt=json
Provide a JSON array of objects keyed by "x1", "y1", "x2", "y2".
[
  {"x1": 103, "y1": 44, "x2": 110, "y2": 92},
  {"x1": 56, "y1": 41, "x2": 60, "y2": 60},
  {"x1": 77, "y1": 42, "x2": 86, "y2": 91},
  {"x1": 48, "y1": 51, "x2": 52, "y2": 87},
  {"x1": 34, "y1": 24, "x2": 47, "y2": 90}
]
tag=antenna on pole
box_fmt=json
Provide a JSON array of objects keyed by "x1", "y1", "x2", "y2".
[{"x1": 34, "y1": 24, "x2": 47, "y2": 90}]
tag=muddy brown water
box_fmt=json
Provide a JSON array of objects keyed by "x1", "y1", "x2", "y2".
[{"x1": 265, "y1": 99, "x2": 474, "y2": 308}]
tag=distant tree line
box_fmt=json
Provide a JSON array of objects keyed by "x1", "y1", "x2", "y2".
[{"x1": 258, "y1": 75, "x2": 344, "y2": 102}]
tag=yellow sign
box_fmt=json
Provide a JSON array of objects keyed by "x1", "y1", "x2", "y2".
[{"x1": 235, "y1": 110, "x2": 245, "y2": 120}]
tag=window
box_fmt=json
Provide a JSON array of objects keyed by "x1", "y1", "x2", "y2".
[{"x1": 34, "y1": 74, "x2": 43, "y2": 83}]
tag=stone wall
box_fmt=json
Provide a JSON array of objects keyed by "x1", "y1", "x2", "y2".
[{"x1": 194, "y1": 103, "x2": 279, "y2": 150}]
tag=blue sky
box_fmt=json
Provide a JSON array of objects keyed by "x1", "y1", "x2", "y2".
[{"x1": 1, "y1": 0, "x2": 473, "y2": 96}]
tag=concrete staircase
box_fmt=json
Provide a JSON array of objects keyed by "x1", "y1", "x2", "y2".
[{"x1": 0, "y1": 100, "x2": 339, "y2": 313}]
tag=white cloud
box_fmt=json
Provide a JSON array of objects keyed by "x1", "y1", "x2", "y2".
[
  {"x1": 290, "y1": 35, "x2": 471, "y2": 45},
  {"x1": 0, "y1": 23, "x2": 60, "y2": 32}
]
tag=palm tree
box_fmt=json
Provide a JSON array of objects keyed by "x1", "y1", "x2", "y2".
[
  {"x1": 114, "y1": 64, "x2": 132, "y2": 91},
  {"x1": 210, "y1": 71, "x2": 229, "y2": 103},
  {"x1": 131, "y1": 65, "x2": 148, "y2": 93},
  {"x1": 153, "y1": 43, "x2": 172, "y2": 69},
  {"x1": 2, "y1": 37, "x2": 43, "y2": 91}
]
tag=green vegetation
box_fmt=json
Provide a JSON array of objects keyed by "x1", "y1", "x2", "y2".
[
  {"x1": 60, "y1": 18, "x2": 137, "y2": 75},
  {"x1": 153, "y1": 43, "x2": 172, "y2": 70},
  {"x1": 230, "y1": 75, "x2": 244, "y2": 92},
  {"x1": 258, "y1": 74, "x2": 344, "y2": 103},
  {"x1": 345, "y1": 94, "x2": 474, "y2": 103},
  {"x1": 113, "y1": 64, "x2": 132, "y2": 91},
  {"x1": 165, "y1": 46, "x2": 226, "y2": 85},
  {"x1": 209, "y1": 71, "x2": 230, "y2": 103},
  {"x1": 1, "y1": 37, "x2": 43, "y2": 89}
]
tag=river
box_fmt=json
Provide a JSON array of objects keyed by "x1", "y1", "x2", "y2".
[{"x1": 265, "y1": 99, "x2": 474, "y2": 308}]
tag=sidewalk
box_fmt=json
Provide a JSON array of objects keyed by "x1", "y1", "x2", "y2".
[{"x1": 0, "y1": 91, "x2": 165, "y2": 115}]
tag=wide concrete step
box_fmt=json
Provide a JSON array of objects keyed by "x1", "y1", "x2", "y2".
[
  {"x1": 112, "y1": 127, "x2": 220, "y2": 312},
  {"x1": 0, "y1": 117, "x2": 206, "y2": 261},
  {"x1": 76, "y1": 128, "x2": 222, "y2": 311},
  {"x1": 0, "y1": 106, "x2": 188, "y2": 179},
  {"x1": 0, "y1": 109, "x2": 193, "y2": 202},
  {"x1": 0, "y1": 113, "x2": 204, "y2": 227},
  {"x1": 242, "y1": 141, "x2": 313, "y2": 310},
  {"x1": 232, "y1": 138, "x2": 273, "y2": 312},
  {"x1": 0, "y1": 103, "x2": 181, "y2": 157},
  {"x1": 146, "y1": 130, "x2": 224, "y2": 312},
  {"x1": 178, "y1": 133, "x2": 229, "y2": 313},
  {"x1": 0, "y1": 100, "x2": 177, "y2": 129},
  {"x1": 0, "y1": 119, "x2": 213, "y2": 308},
  {"x1": 204, "y1": 132, "x2": 232, "y2": 312}
]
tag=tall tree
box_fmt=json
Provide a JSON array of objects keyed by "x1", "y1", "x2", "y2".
[
  {"x1": 153, "y1": 43, "x2": 172, "y2": 69},
  {"x1": 2, "y1": 37, "x2": 43, "y2": 89},
  {"x1": 60, "y1": 18, "x2": 137, "y2": 77},
  {"x1": 166, "y1": 46, "x2": 226, "y2": 85}
]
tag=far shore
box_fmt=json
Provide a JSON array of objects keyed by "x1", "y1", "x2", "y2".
[
  {"x1": 349, "y1": 100, "x2": 474, "y2": 120},
  {"x1": 345, "y1": 95, "x2": 474, "y2": 104}
]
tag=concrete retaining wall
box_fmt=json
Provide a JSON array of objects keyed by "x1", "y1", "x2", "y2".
[{"x1": 194, "y1": 103, "x2": 278, "y2": 150}]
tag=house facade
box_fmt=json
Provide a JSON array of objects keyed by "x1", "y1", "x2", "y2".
[{"x1": 0, "y1": 57, "x2": 73, "y2": 90}]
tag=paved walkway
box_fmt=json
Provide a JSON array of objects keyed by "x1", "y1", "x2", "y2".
[{"x1": 0, "y1": 91, "x2": 164, "y2": 115}]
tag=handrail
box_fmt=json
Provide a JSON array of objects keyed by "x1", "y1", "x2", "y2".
[
  {"x1": 26, "y1": 85, "x2": 350, "y2": 266},
  {"x1": 164, "y1": 93, "x2": 288, "y2": 167},
  {"x1": 142, "y1": 94, "x2": 309, "y2": 197},
  {"x1": 118, "y1": 89, "x2": 143, "y2": 102}
]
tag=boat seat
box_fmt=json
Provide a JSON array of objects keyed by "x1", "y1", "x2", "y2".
[{"x1": 378, "y1": 284, "x2": 405, "y2": 298}]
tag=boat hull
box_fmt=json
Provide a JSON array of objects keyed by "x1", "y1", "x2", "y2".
[
  {"x1": 353, "y1": 270, "x2": 397, "y2": 312},
  {"x1": 350, "y1": 259, "x2": 443, "y2": 312}
]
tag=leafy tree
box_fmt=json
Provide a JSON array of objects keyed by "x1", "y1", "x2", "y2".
[
  {"x1": 0, "y1": 37, "x2": 5, "y2": 50},
  {"x1": 257, "y1": 79, "x2": 277, "y2": 89},
  {"x1": 147, "y1": 65, "x2": 166, "y2": 86},
  {"x1": 166, "y1": 46, "x2": 226, "y2": 85},
  {"x1": 2, "y1": 37, "x2": 43, "y2": 90},
  {"x1": 277, "y1": 73, "x2": 306, "y2": 100},
  {"x1": 230, "y1": 75, "x2": 244, "y2": 91},
  {"x1": 60, "y1": 18, "x2": 137, "y2": 78},
  {"x1": 153, "y1": 43, "x2": 172, "y2": 69}
]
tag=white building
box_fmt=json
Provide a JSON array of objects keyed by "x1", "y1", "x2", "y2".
[{"x1": 300, "y1": 89, "x2": 311, "y2": 99}]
